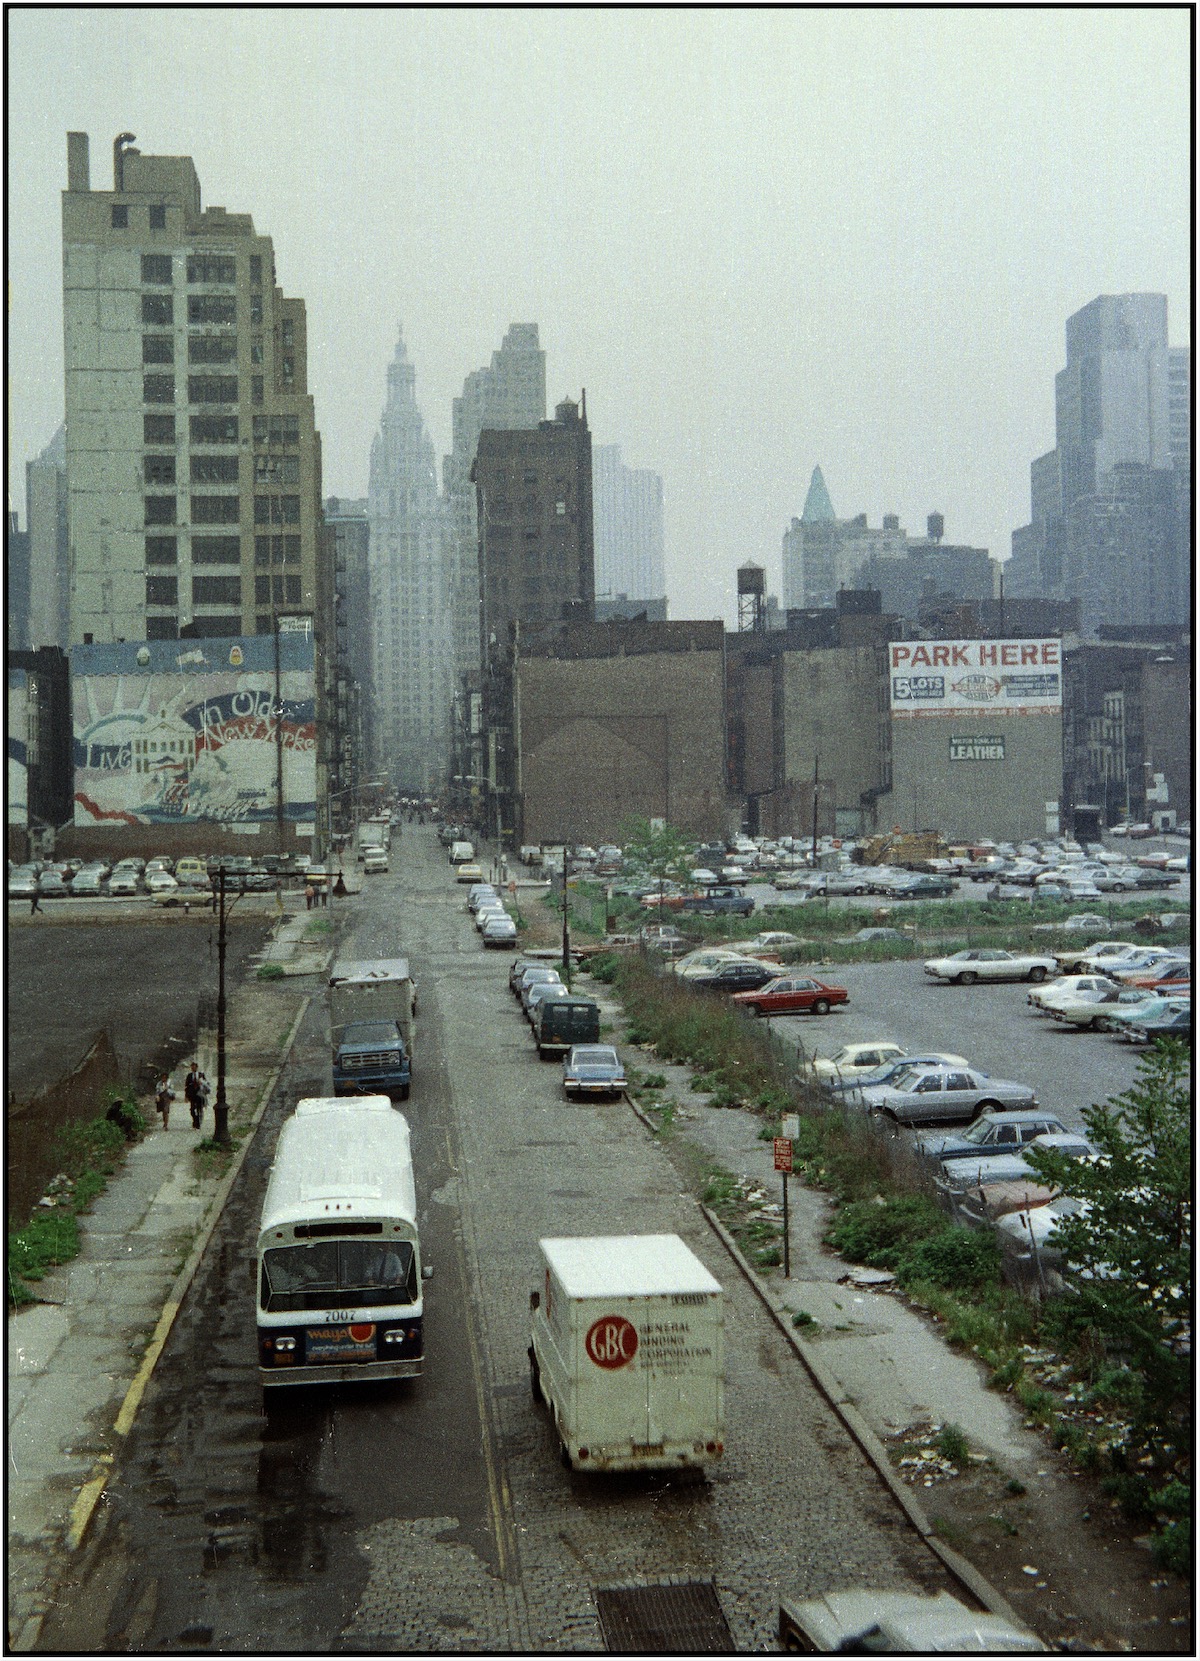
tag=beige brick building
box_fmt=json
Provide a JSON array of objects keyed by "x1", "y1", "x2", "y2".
[{"x1": 61, "y1": 131, "x2": 329, "y2": 654}]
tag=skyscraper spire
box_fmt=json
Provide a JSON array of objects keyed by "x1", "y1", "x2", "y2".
[{"x1": 801, "y1": 466, "x2": 836, "y2": 523}]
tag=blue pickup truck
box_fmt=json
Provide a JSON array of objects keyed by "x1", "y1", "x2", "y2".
[
  {"x1": 332, "y1": 1019, "x2": 411, "y2": 1101},
  {"x1": 681, "y1": 886, "x2": 755, "y2": 918}
]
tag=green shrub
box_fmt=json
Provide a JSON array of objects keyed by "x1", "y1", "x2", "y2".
[
  {"x1": 257, "y1": 962, "x2": 285, "y2": 980},
  {"x1": 826, "y1": 1195, "x2": 944, "y2": 1266},
  {"x1": 641, "y1": 1072, "x2": 667, "y2": 1090},
  {"x1": 8, "y1": 1209, "x2": 81, "y2": 1282},
  {"x1": 936, "y1": 1424, "x2": 969, "y2": 1463},
  {"x1": 1151, "y1": 1516, "x2": 1191, "y2": 1576},
  {"x1": 587, "y1": 952, "x2": 620, "y2": 983},
  {"x1": 896, "y1": 1227, "x2": 1001, "y2": 1293},
  {"x1": 792, "y1": 1310, "x2": 818, "y2": 1328}
]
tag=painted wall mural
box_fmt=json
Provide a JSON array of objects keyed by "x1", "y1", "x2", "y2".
[
  {"x1": 70, "y1": 636, "x2": 316, "y2": 826},
  {"x1": 8, "y1": 669, "x2": 29, "y2": 828}
]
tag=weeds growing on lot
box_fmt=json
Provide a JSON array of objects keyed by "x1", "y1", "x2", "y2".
[{"x1": 8, "y1": 1108, "x2": 141, "y2": 1307}]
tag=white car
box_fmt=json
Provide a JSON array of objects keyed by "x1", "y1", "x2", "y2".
[
  {"x1": 674, "y1": 949, "x2": 754, "y2": 979},
  {"x1": 779, "y1": 1588, "x2": 1044, "y2": 1654},
  {"x1": 737, "y1": 931, "x2": 802, "y2": 958},
  {"x1": 108, "y1": 867, "x2": 141, "y2": 896},
  {"x1": 923, "y1": 948, "x2": 1058, "y2": 985},
  {"x1": 1028, "y1": 972, "x2": 1118, "y2": 1013},
  {"x1": 811, "y1": 1041, "x2": 908, "y2": 1082}
]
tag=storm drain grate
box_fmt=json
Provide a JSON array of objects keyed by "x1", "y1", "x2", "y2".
[{"x1": 594, "y1": 1579, "x2": 733, "y2": 1653}]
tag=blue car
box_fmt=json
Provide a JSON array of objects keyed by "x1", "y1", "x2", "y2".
[{"x1": 824, "y1": 1051, "x2": 969, "y2": 1093}]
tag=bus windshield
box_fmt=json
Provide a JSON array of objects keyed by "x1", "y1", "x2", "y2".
[{"x1": 261, "y1": 1238, "x2": 417, "y2": 1312}]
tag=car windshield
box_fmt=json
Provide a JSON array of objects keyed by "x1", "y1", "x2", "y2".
[
  {"x1": 572, "y1": 1047, "x2": 617, "y2": 1065},
  {"x1": 960, "y1": 1118, "x2": 999, "y2": 1145}
]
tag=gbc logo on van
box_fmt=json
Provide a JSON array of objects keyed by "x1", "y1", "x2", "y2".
[{"x1": 585, "y1": 1315, "x2": 638, "y2": 1369}]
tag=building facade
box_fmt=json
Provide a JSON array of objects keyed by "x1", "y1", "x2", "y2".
[
  {"x1": 324, "y1": 496, "x2": 373, "y2": 824},
  {"x1": 366, "y1": 334, "x2": 454, "y2": 791},
  {"x1": 59, "y1": 131, "x2": 332, "y2": 848},
  {"x1": 1008, "y1": 294, "x2": 1191, "y2": 631},
  {"x1": 514, "y1": 620, "x2": 728, "y2": 846},
  {"x1": 444, "y1": 323, "x2": 546, "y2": 681},
  {"x1": 591, "y1": 443, "x2": 666, "y2": 614}
]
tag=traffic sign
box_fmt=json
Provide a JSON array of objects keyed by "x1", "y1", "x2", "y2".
[{"x1": 773, "y1": 1137, "x2": 793, "y2": 1173}]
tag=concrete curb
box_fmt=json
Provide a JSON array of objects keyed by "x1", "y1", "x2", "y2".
[
  {"x1": 52, "y1": 994, "x2": 311, "y2": 1565},
  {"x1": 696, "y1": 1201, "x2": 1036, "y2": 1639}
]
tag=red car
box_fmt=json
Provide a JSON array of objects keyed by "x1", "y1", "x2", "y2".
[{"x1": 731, "y1": 975, "x2": 849, "y2": 1017}]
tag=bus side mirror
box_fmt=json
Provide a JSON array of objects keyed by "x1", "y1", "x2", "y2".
[
  {"x1": 422, "y1": 1264, "x2": 433, "y2": 1280},
  {"x1": 530, "y1": 1290, "x2": 540, "y2": 1311}
]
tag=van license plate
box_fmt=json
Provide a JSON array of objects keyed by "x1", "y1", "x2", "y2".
[{"x1": 630, "y1": 1442, "x2": 664, "y2": 1457}]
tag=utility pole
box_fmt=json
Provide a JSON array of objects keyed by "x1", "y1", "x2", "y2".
[
  {"x1": 810, "y1": 753, "x2": 820, "y2": 867},
  {"x1": 213, "y1": 866, "x2": 231, "y2": 1146},
  {"x1": 273, "y1": 614, "x2": 285, "y2": 853},
  {"x1": 561, "y1": 844, "x2": 572, "y2": 989}
]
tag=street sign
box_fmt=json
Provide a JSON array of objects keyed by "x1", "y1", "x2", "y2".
[
  {"x1": 773, "y1": 1137, "x2": 793, "y2": 1173},
  {"x1": 781, "y1": 1114, "x2": 800, "y2": 1140}
]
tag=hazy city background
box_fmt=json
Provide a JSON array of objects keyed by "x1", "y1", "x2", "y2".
[{"x1": 8, "y1": 7, "x2": 1190, "y2": 625}]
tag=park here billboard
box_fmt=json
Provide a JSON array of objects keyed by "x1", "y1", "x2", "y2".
[{"x1": 889, "y1": 638, "x2": 1062, "y2": 718}]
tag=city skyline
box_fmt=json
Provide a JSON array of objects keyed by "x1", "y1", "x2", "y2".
[{"x1": 8, "y1": 9, "x2": 1190, "y2": 625}]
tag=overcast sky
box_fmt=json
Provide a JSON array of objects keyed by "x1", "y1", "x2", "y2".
[{"x1": 7, "y1": 7, "x2": 1190, "y2": 623}]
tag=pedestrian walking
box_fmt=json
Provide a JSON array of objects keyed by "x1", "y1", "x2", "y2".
[
  {"x1": 305, "y1": 883, "x2": 315, "y2": 911},
  {"x1": 30, "y1": 887, "x2": 42, "y2": 914},
  {"x1": 155, "y1": 1073, "x2": 175, "y2": 1130},
  {"x1": 184, "y1": 1062, "x2": 204, "y2": 1129}
]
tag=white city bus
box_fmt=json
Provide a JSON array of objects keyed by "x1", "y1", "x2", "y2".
[{"x1": 257, "y1": 1096, "x2": 425, "y2": 1387}]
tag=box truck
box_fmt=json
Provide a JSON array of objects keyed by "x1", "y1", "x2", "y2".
[
  {"x1": 329, "y1": 958, "x2": 415, "y2": 1099},
  {"x1": 528, "y1": 1234, "x2": 724, "y2": 1472}
]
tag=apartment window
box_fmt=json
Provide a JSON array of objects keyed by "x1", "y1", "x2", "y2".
[
  {"x1": 189, "y1": 415, "x2": 238, "y2": 444},
  {"x1": 144, "y1": 414, "x2": 175, "y2": 443},
  {"x1": 250, "y1": 294, "x2": 264, "y2": 326},
  {"x1": 286, "y1": 574, "x2": 302, "y2": 604},
  {"x1": 145, "y1": 535, "x2": 178, "y2": 565},
  {"x1": 256, "y1": 614, "x2": 272, "y2": 635},
  {"x1": 281, "y1": 318, "x2": 294, "y2": 349},
  {"x1": 148, "y1": 204, "x2": 167, "y2": 230},
  {"x1": 188, "y1": 375, "x2": 238, "y2": 404},
  {"x1": 254, "y1": 535, "x2": 271, "y2": 566},
  {"x1": 146, "y1": 616, "x2": 178, "y2": 640},
  {"x1": 189, "y1": 615, "x2": 242, "y2": 637},
  {"x1": 145, "y1": 495, "x2": 176, "y2": 525},
  {"x1": 254, "y1": 494, "x2": 301, "y2": 525},
  {"x1": 144, "y1": 455, "x2": 176, "y2": 485},
  {"x1": 187, "y1": 294, "x2": 236, "y2": 325},
  {"x1": 281, "y1": 356, "x2": 295, "y2": 385},
  {"x1": 249, "y1": 255, "x2": 262, "y2": 286},
  {"x1": 187, "y1": 255, "x2": 236, "y2": 285},
  {"x1": 254, "y1": 455, "x2": 280, "y2": 484},
  {"x1": 191, "y1": 495, "x2": 241, "y2": 524},
  {"x1": 146, "y1": 575, "x2": 177, "y2": 606},
  {"x1": 141, "y1": 253, "x2": 172, "y2": 284},
  {"x1": 252, "y1": 376, "x2": 264, "y2": 405},
  {"x1": 193, "y1": 575, "x2": 242, "y2": 606},
  {"x1": 285, "y1": 535, "x2": 301, "y2": 563},
  {"x1": 111, "y1": 204, "x2": 128, "y2": 228},
  {"x1": 142, "y1": 335, "x2": 174, "y2": 364},
  {"x1": 142, "y1": 374, "x2": 175, "y2": 404},
  {"x1": 255, "y1": 576, "x2": 271, "y2": 605},
  {"x1": 188, "y1": 335, "x2": 237, "y2": 364},
  {"x1": 191, "y1": 454, "x2": 239, "y2": 484},
  {"x1": 251, "y1": 336, "x2": 263, "y2": 364},
  {"x1": 192, "y1": 536, "x2": 241, "y2": 564},
  {"x1": 254, "y1": 414, "x2": 302, "y2": 445},
  {"x1": 142, "y1": 294, "x2": 173, "y2": 325}
]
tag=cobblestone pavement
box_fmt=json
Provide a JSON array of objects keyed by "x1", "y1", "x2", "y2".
[{"x1": 338, "y1": 835, "x2": 956, "y2": 1649}]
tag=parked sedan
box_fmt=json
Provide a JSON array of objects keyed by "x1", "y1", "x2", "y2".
[
  {"x1": 811, "y1": 1041, "x2": 908, "y2": 1083},
  {"x1": 689, "y1": 959, "x2": 778, "y2": 994},
  {"x1": 731, "y1": 975, "x2": 848, "y2": 1017},
  {"x1": 562, "y1": 1044, "x2": 626, "y2": 1099},
  {"x1": 823, "y1": 1051, "x2": 971, "y2": 1094},
  {"x1": 1046, "y1": 986, "x2": 1158, "y2": 1029},
  {"x1": 936, "y1": 1132, "x2": 1096, "y2": 1192},
  {"x1": 1121, "y1": 960, "x2": 1191, "y2": 993},
  {"x1": 916, "y1": 1111, "x2": 1069, "y2": 1166},
  {"x1": 1028, "y1": 972, "x2": 1119, "y2": 1013},
  {"x1": 69, "y1": 868, "x2": 105, "y2": 896},
  {"x1": 1125, "y1": 1008, "x2": 1192, "y2": 1046},
  {"x1": 107, "y1": 867, "x2": 141, "y2": 896},
  {"x1": 481, "y1": 913, "x2": 518, "y2": 947},
  {"x1": 863, "y1": 1064, "x2": 1037, "y2": 1125},
  {"x1": 778, "y1": 1588, "x2": 1045, "y2": 1655},
  {"x1": 924, "y1": 947, "x2": 1057, "y2": 985},
  {"x1": 1101, "y1": 994, "x2": 1192, "y2": 1037},
  {"x1": 37, "y1": 869, "x2": 71, "y2": 897},
  {"x1": 525, "y1": 978, "x2": 568, "y2": 1024},
  {"x1": 8, "y1": 870, "x2": 39, "y2": 898}
]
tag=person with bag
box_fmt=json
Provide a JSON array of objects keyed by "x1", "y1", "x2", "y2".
[
  {"x1": 155, "y1": 1073, "x2": 175, "y2": 1130},
  {"x1": 184, "y1": 1062, "x2": 205, "y2": 1129}
]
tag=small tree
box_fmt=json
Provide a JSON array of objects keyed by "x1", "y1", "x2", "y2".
[
  {"x1": 620, "y1": 816, "x2": 696, "y2": 898},
  {"x1": 1024, "y1": 1040, "x2": 1191, "y2": 1419}
]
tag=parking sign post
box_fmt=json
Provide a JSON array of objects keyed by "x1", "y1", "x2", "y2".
[{"x1": 773, "y1": 1136, "x2": 793, "y2": 1277}]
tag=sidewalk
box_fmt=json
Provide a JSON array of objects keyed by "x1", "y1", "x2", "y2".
[{"x1": 6, "y1": 904, "x2": 330, "y2": 1648}]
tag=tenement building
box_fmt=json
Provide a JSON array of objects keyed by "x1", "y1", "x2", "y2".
[{"x1": 1008, "y1": 294, "x2": 1191, "y2": 631}]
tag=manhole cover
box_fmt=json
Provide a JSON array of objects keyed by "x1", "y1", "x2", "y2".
[{"x1": 595, "y1": 1579, "x2": 733, "y2": 1653}]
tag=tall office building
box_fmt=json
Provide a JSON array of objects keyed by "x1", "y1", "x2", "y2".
[
  {"x1": 324, "y1": 496, "x2": 373, "y2": 818},
  {"x1": 592, "y1": 444, "x2": 666, "y2": 613},
  {"x1": 24, "y1": 424, "x2": 70, "y2": 651},
  {"x1": 1008, "y1": 294, "x2": 1191, "y2": 631},
  {"x1": 366, "y1": 332, "x2": 454, "y2": 791},
  {"x1": 444, "y1": 324, "x2": 546, "y2": 678},
  {"x1": 61, "y1": 131, "x2": 329, "y2": 649},
  {"x1": 782, "y1": 468, "x2": 907, "y2": 609}
]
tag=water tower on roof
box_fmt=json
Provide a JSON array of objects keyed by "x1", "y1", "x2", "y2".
[{"x1": 737, "y1": 563, "x2": 766, "y2": 632}]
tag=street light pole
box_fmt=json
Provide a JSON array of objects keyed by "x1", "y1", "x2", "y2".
[
  {"x1": 214, "y1": 865, "x2": 231, "y2": 1145},
  {"x1": 561, "y1": 844, "x2": 572, "y2": 989}
]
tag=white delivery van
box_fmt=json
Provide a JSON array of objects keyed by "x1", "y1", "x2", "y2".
[
  {"x1": 529, "y1": 1234, "x2": 724, "y2": 1472},
  {"x1": 363, "y1": 847, "x2": 389, "y2": 874},
  {"x1": 449, "y1": 839, "x2": 475, "y2": 866}
]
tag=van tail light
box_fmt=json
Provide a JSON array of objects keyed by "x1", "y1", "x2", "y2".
[{"x1": 578, "y1": 1447, "x2": 589, "y2": 1460}]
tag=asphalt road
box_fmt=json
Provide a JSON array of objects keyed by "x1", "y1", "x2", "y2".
[{"x1": 35, "y1": 828, "x2": 959, "y2": 1652}]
